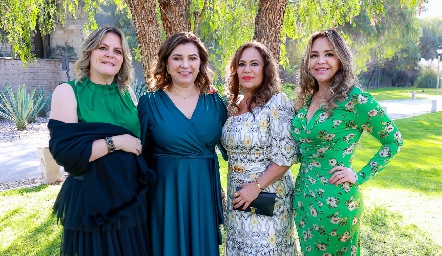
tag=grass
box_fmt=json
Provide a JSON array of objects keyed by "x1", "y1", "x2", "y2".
[
  {"x1": 281, "y1": 84, "x2": 442, "y2": 102},
  {"x1": 1, "y1": 87, "x2": 442, "y2": 255}
]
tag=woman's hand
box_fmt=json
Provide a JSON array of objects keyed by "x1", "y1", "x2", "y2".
[
  {"x1": 231, "y1": 182, "x2": 261, "y2": 210},
  {"x1": 329, "y1": 166, "x2": 357, "y2": 185},
  {"x1": 112, "y1": 134, "x2": 142, "y2": 156}
]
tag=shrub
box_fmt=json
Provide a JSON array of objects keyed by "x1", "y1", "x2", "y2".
[
  {"x1": 131, "y1": 79, "x2": 147, "y2": 101},
  {"x1": 414, "y1": 66, "x2": 438, "y2": 88},
  {"x1": 0, "y1": 85, "x2": 45, "y2": 130},
  {"x1": 34, "y1": 87, "x2": 52, "y2": 119}
]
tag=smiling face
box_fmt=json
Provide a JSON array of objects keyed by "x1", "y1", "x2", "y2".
[
  {"x1": 89, "y1": 32, "x2": 124, "y2": 84},
  {"x1": 166, "y1": 43, "x2": 201, "y2": 88},
  {"x1": 237, "y1": 47, "x2": 264, "y2": 95},
  {"x1": 308, "y1": 36, "x2": 341, "y2": 88}
]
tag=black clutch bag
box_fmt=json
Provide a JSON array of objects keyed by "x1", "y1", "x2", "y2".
[{"x1": 234, "y1": 187, "x2": 276, "y2": 217}]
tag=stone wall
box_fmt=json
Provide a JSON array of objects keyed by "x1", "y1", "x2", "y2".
[{"x1": 0, "y1": 57, "x2": 74, "y2": 93}]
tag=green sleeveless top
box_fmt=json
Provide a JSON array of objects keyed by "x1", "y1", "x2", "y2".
[{"x1": 68, "y1": 78, "x2": 141, "y2": 138}]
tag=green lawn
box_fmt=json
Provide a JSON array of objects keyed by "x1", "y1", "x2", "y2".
[
  {"x1": 281, "y1": 84, "x2": 442, "y2": 101},
  {"x1": 1, "y1": 90, "x2": 442, "y2": 255}
]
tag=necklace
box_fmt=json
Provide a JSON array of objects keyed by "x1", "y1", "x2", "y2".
[{"x1": 167, "y1": 87, "x2": 196, "y2": 100}]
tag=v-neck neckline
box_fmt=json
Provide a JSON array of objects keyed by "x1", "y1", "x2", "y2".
[{"x1": 161, "y1": 90, "x2": 202, "y2": 120}]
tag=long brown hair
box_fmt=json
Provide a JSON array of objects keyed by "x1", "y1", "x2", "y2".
[
  {"x1": 148, "y1": 32, "x2": 214, "y2": 93},
  {"x1": 295, "y1": 29, "x2": 358, "y2": 111},
  {"x1": 226, "y1": 41, "x2": 280, "y2": 115}
]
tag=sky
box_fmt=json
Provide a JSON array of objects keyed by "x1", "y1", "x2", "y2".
[{"x1": 418, "y1": 0, "x2": 442, "y2": 19}]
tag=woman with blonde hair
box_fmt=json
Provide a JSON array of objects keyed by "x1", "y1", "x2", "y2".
[
  {"x1": 49, "y1": 25, "x2": 154, "y2": 255},
  {"x1": 291, "y1": 29, "x2": 403, "y2": 255}
]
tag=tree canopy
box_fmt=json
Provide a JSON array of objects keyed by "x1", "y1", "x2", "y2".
[{"x1": 0, "y1": 0, "x2": 426, "y2": 84}]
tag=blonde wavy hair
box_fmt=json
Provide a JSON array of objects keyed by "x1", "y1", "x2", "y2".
[
  {"x1": 295, "y1": 29, "x2": 358, "y2": 111},
  {"x1": 74, "y1": 25, "x2": 134, "y2": 91},
  {"x1": 226, "y1": 41, "x2": 281, "y2": 116},
  {"x1": 148, "y1": 32, "x2": 214, "y2": 93}
]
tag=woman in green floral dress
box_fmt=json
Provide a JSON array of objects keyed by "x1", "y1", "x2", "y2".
[{"x1": 291, "y1": 30, "x2": 403, "y2": 255}]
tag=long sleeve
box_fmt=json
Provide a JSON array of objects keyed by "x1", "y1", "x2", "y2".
[{"x1": 354, "y1": 91, "x2": 404, "y2": 185}]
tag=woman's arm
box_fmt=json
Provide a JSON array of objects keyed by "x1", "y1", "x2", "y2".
[{"x1": 49, "y1": 84, "x2": 141, "y2": 162}]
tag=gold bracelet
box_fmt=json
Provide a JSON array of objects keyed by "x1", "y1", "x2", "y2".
[{"x1": 256, "y1": 182, "x2": 264, "y2": 190}]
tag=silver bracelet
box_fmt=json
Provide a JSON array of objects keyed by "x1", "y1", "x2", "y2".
[{"x1": 105, "y1": 137, "x2": 116, "y2": 153}]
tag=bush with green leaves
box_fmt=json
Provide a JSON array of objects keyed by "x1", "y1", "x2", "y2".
[
  {"x1": 0, "y1": 85, "x2": 45, "y2": 130},
  {"x1": 33, "y1": 87, "x2": 52, "y2": 119},
  {"x1": 131, "y1": 79, "x2": 147, "y2": 101},
  {"x1": 414, "y1": 66, "x2": 438, "y2": 88}
]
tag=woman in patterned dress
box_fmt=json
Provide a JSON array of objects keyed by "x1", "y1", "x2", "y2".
[
  {"x1": 291, "y1": 30, "x2": 403, "y2": 255},
  {"x1": 221, "y1": 41, "x2": 299, "y2": 255}
]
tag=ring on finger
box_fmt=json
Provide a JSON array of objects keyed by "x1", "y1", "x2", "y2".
[{"x1": 234, "y1": 192, "x2": 239, "y2": 197}]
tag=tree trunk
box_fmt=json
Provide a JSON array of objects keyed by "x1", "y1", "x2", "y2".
[
  {"x1": 367, "y1": 69, "x2": 376, "y2": 89},
  {"x1": 253, "y1": 0, "x2": 287, "y2": 62},
  {"x1": 125, "y1": 0, "x2": 162, "y2": 82},
  {"x1": 158, "y1": 0, "x2": 191, "y2": 38}
]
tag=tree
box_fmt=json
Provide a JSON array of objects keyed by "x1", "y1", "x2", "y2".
[
  {"x1": 419, "y1": 17, "x2": 442, "y2": 60},
  {"x1": 1, "y1": 0, "x2": 425, "y2": 83}
]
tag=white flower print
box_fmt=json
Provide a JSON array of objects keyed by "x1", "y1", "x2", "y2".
[
  {"x1": 308, "y1": 176, "x2": 316, "y2": 184},
  {"x1": 330, "y1": 216, "x2": 341, "y2": 224},
  {"x1": 332, "y1": 120, "x2": 342, "y2": 127},
  {"x1": 368, "y1": 109, "x2": 378, "y2": 117},
  {"x1": 326, "y1": 197, "x2": 338, "y2": 208},
  {"x1": 358, "y1": 94, "x2": 367, "y2": 104},
  {"x1": 313, "y1": 224, "x2": 319, "y2": 230},
  {"x1": 342, "y1": 182, "x2": 351, "y2": 192},
  {"x1": 379, "y1": 146, "x2": 390, "y2": 157},
  {"x1": 345, "y1": 101, "x2": 355, "y2": 110},
  {"x1": 324, "y1": 133, "x2": 335, "y2": 141},
  {"x1": 300, "y1": 220, "x2": 305, "y2": 228},
  {"x1": 395, "y1": 131, "x2": 403, "y2": 142},
  {"x1": 329, "y1": 159, "x2": 337, "y2": 166},
  {"x1": 318, "y1": 112, "x2": 329, "y2": 122},
  {"x1": 370, "y1": 161, "x2": 378, "y2": 167},
  {"x1": 309, "y1": 190, "x2": 316, "y2": 198},
  {"x1": 330, "y1": 229, "x2": 337, "y2": 236},
  {"x1": 293, "y1": 127, "x2": 300, "y2": 134},
  {"x1": 348, "y1": 201, "x2": 356, "y2": 211},
  {"x1": 306, "y1": 246, "x2": 312, "y2": 252},
  {"x1": 310, "y1": 207, "x2": 318, "y2": 217},
  {"x1": 316, "y1": 243, "x2": 327, "y2": 251},
  {"x1": 385, "y1": 124, "x2": 394, "y2": 133},
  {"x1": 339, "y1": 231, "x2": 350, "y2": 242}
]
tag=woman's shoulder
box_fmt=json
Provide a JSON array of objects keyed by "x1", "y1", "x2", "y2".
[{"x1": 268, "y1": 92, "x2": 294, "y2": 107}]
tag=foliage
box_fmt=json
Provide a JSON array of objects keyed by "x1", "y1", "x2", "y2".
[
  {"x1": 414, "y1": 66, "x2": 438, "y2": 88},
  {"x1": 34, "y1": 87, "x2": 52, "y2": 118},
  {"x1": 197, "y1": 0, "x2": 258, "y2": 83},
  {"x1": 131, "y1": 79, "x2": 146, "y2": 101},
  {"x1": 0, "y1": 85, "x2": 45, "y2": 130},
  {"x1": 419, "y1": 17, "x2": 442, "y2": 60},
  {"x1": 0, "y1": 0, "x2": 100, "y2": 66}
]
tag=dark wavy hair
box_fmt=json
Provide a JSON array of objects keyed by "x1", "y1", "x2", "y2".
[
  {"x1": 74, "y1": 25, "x2": 134, "y2": 91},
  {"x1": 226, "y1": 41, "x2": 281, "y2": 116},
  {"x1": 148, "y1": 32, "x2": 214, "y2": 93},
  {"x1": 295, "y1": 29, "x2": 358, "y2": 111}
]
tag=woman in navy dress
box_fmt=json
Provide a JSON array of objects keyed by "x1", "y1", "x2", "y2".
[{"x1": 138, "y1": 32, "x2": 227, "y2": 255}]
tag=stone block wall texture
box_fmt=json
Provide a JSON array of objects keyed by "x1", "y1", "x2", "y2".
[{"x1": 0, "y1": 58, "x2": 74, "y2": 94}]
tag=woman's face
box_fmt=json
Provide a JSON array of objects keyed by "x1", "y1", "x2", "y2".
[
  {"x1": 166, "y1": 43, "x2": 201, "y2": 87},
  {"x1": 237, "y1": 47, "x2": 264, "y2": 94},
  {"x1": 308, "y1": 36, "x2": 341, "y2": 87},
  {"x1": 89, "y1": 32, "x2": 124, "y2": 84}
]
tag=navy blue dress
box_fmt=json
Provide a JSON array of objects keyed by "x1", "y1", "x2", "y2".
[{"x1": 138, "y1": 91, "x2": 227, "y2": 256}]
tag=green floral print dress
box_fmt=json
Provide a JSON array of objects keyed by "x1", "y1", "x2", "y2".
[{"x1": 291, "y1": 86, "x2": 403, "y2": 256}]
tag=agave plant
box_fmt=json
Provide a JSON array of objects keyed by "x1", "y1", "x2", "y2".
[
  {"x1": 31, "y1": 87, "x2": 52, "y2": 121},
  {"x1": 131, "y1": 79, "x2": 147, "y2": 101},
  {"x1": 0, "y1": 85, "x2": 45, "y2": 130}
]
